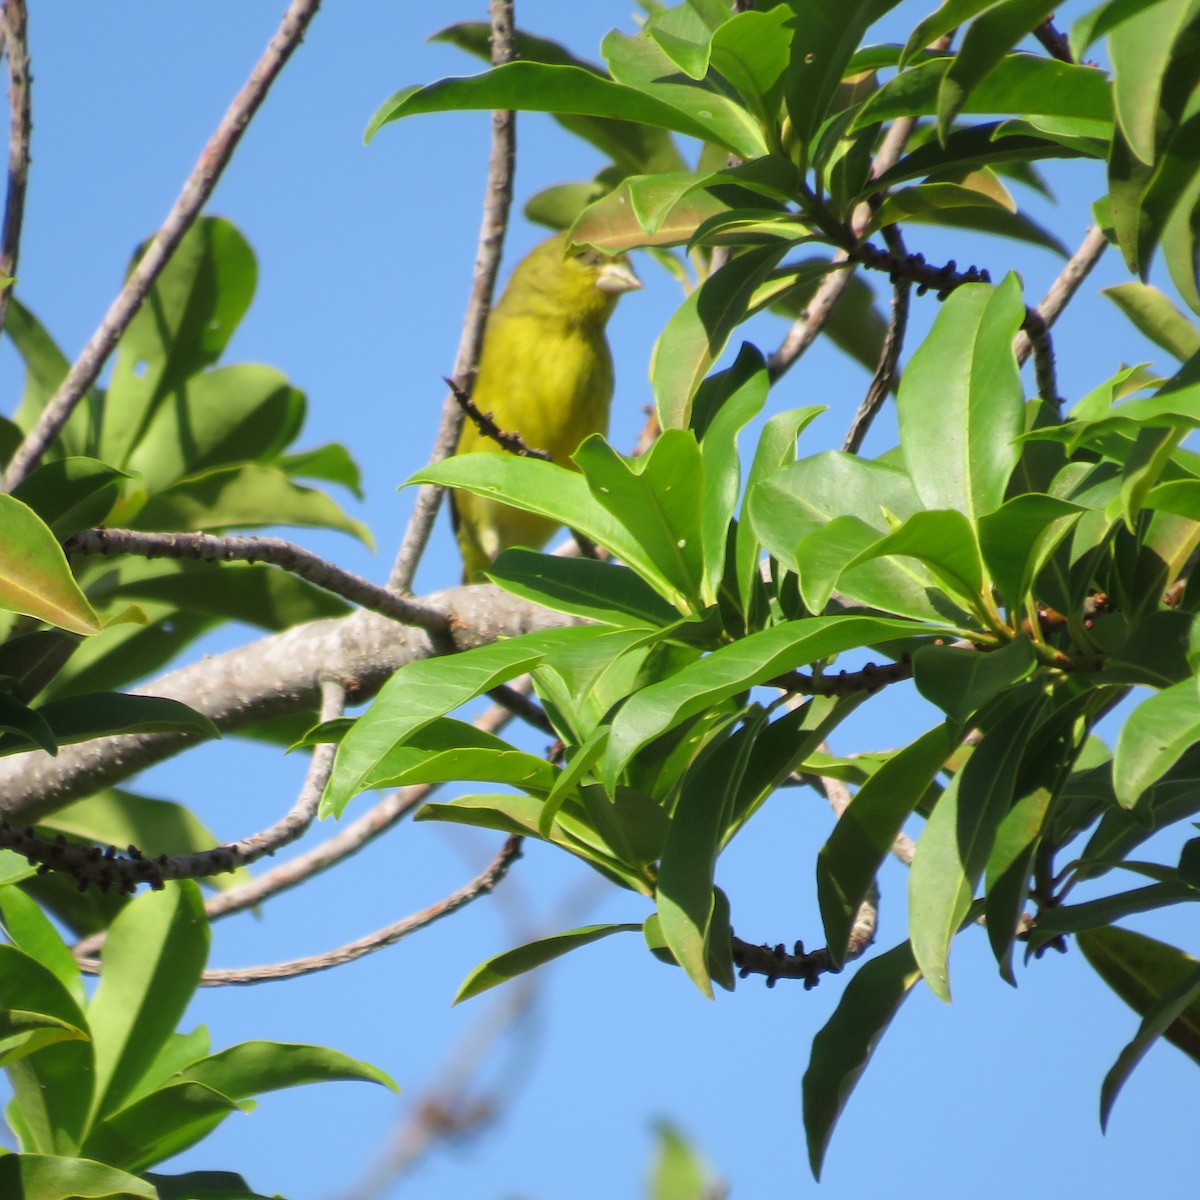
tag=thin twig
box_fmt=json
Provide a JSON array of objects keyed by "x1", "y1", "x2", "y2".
[
  {"x1": 65, "y1": 527, "x2": 450, "y2": 635},
  {"x1": 767, "y1": 110, "x2": 921, "y2": 384},
  {"x1": 1, "y1": 0, "x2": 323, "y2": 492},
  {"x1": 20, "y1": 679, "x2": 342, "y2": 916},
  {"x1": 192, "y1": 834, "x2": 523, "y2": 986},
  {"x1": 1033, "y1": 17, "x2": 1073, "y2": 63},
  {"x1": 388, "y1": 0, "x2": 517, "y2": 592},
  {"x1": 843, "y1": 226, "x2": 911, "y2": 454},
  {"x1": 0, "y1": 0, "x2": 30, "y2": 339},
  {"x1": 447, "y1": 375, "x2": 551, "y2": 459},
  {"x1": 1013, "y1": 224, "x2": 1108, "y2": 366}
]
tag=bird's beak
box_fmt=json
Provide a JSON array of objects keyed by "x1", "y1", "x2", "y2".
[{"x1": 596, "y1": 258, "x2": 642, "y2": 295}]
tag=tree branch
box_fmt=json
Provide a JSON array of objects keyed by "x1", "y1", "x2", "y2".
[
  {"x1": 0, "y1": 588, "x2": 575, "y2": 825},
  {"x1": 187, "y1": 834, "x2": 523, "y2": 986},
  {"x1": 0, "y1": 0, "x2": 324, "y2": 492},
  {"x1": 66, "y1": 527, "x2": 450, "y2": 635},
  {"x1": 388, "y1": 0, "x2": 517, "y2": 592},
  {"x1": 0, "y1": 0, "x2": 30, "y2": 339}
]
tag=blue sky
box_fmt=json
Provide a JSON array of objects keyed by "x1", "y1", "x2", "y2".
[{"x1": 1, "y1": 4, "x2": 1195, "y2": 1198}]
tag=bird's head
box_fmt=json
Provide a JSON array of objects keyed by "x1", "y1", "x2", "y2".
[{"x1": 499, "y1": 233, "x2": 641, "y2": 328}]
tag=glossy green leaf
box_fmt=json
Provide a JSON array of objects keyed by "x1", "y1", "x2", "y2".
[
  {"x1": 0, "y1": 885, "x2": 85, "y2": 1007},
  {"x1": 938, "y1": 0, "x2": 1060, "y2": 139},
  {"x1": 366, "y1": 62, "x2": 757, "y2": 155},
  {"x1": 1113, "y1": 678, "x2": 1200, "y2": 809},
  {"x1": 709, "y1": 7, "x2": 793, "y2": 125},
  {"x1": 803, "y1": 940, "x2": 922, "y2": 1180},
  {"x1": 913, "y1": 636, "x2": 1036, "y2": 726},
  {"x1": 180, "y1": 1040, "x2": 396, "y2": 1098},
  {"x1": 1099, "y1": 952, "x2": 1200, "y2": 1130},
  {"x1": 0, "y1": 693, "x2": 218, "y2": 758},
  {"x1": 87, "y1": 881, "x2": 210, "y2": 1122},
  {"x1": 856, "y1": 53, "x2": 1112, "y2": 132},
  {"x1": 454, "y1": 924, "x2": 641, "y2": 1003},
  {"x1": 658, "y1": 710, "x2": 763, "y2": 996},
  {"x1": 12, "y1": 458, "x2": 126, "y2": 539},
  {"x1": 910, "y1": 695, "x2": 1045, "y2": 1000},
  {"x1": 649, "y1": 1120, "x2": 719, "y2": 1200},
  {"x1": 694, "y1": 346, "x2": 769, "y2": 602},
  {"x1": 0, "y1": 495, "x2": 101, "y2": 635},
  {"x1": 898, "y1": 275, "x2": 1026, "y2": 521},
  {"x1": 869, "y1": 181, "x2": 1015, "y2": 233},
  {"x1": 902, "y1": 0, "x2": 1001, "y2": 65},
  {"x1": 818, "y1": 725, "x2": 955, "y2": 966},
  {"x1": 102, "y1": 218, "x2": 256, "y2": 471},
  {"x1": 276, "y1": 441, "x2": 363, "y2": 498},
  {"x1": 410, "y1": 454, "x2": 665, "y2": 593},
  {"x1": 604, "y1": 615, "x2": 934, "y2": 784},
  {"x1": 432, "y1": 22, "x2": 687, "y2": 176},
  {"x1": 1104, "y1": 282, "x2": 1200, "y2": 361},
  {"x1": 125, "y1": 365, "x2": 303, "y2": 494},
  {"x1": 133, "y1": 464, "x2": 371, "y2": 545},
  {"x1": 978, "y1": 493, "x2": 1083, "y2": 610},
  {"x1": 651, "y1": 244, "x2": 787, "y2": 431},
  {"x1": 0, "y1": 944, "x2": 94, "y2": 1153},
  {"x1": 0, "y1": 1155, "x2": 157, "y2": 1199},
  {"x1": 576, "y1": 430, "x2": 707, "y2": 608},
  {"x1": 81, "y1": 1080, "x2": 242, "y2": 1173},
  {"x1": 783, "y1": 0, "x2": 903, "y2": 156},
  {"x1": 322, "y1": 627, "x2": 593, "y2": 817},
  {"x1": 1079, "y1": 925, "x2": 1200, "y2": 1066},
  {"x1": 570, "y1": 172, "x2": 731, "y2": 254},
  {"x1": 984, "y1": 785, "x2": 1054, "y2": 983},
  {"x1": 0, "y1": 691, "x2": 56, "y2": 754}
]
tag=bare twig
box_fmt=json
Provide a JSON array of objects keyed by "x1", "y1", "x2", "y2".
[
  {"x1": 66, "y1": 527, "x2": 450, "y2": 635},
  {"x1": 1033, "y1": 17, "x2": 1073, "y2": 63},
  {"x1": 0, "y1": 0, "x2": 30, "y2": 338},
  {"x1": 388, "y1": 0, "x2": 517, "y2": 592},
  {"x1": 447, "y1": 375, "x2": 551, "y2": 460},
  {"x1": 1013, "y1": 224, "x2": 1108, "y2": 366},
  {"x1": 14, "y1": 680, "x2": 343, "y2": 913},
  {"x1": 0, "y1": 0, "x2": 324, "y2": 492},
  {"x1": 192, "y1": 834, "x2": 523, "y2": 986},
  {"x1": 768, "y1": 654, "x2": 913, "y2": 697},
  {"x1": 843, "y1": 227, "x2": 911, "y2": 454},
  {"x1": 767, "y1": 110, "x2": 921, "y2": 384}
]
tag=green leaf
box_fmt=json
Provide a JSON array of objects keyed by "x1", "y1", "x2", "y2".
[
  {"x1": 783, "y1": 0, "x2": 903, "y2": 157},
  {"x1": 912, "y1": 636, "x2": 1036, "y2": 726},
  {"x1": 1103, "y1": 282, "x2": 1200, "y2": 361},
  {"x1": 488, "y1": 549, "x2": 680, "y2": 628},
  {"x1": 133, "y1": 463, "x2": 372, "y2": 546},
  {"x1": 855, "y1": 53, "x2": 1112, "y2": 132},
  {"x1": 817, "y1": 725, "x2": 955, "y2": 966},
  {"x1": 143, "y1": 1170, "x2": 273, "y2": 1200},
  {"x1": 81, "y1": 1080, "x2": 242, "y2": 1174},
  {"x1": 276, "y1": 441, "x2": 364, "y2": 498},
  {"x1": 575, "y1": 430, "x2": 707, "y2": 608},
  {"x1": 651, "y1": 244, "x2": 787, "y2": 431},
  {"x1": 899, "y1": 275, "x2": 1026, "y2": 521},
  {"x1": 803, "y1": 940, "x2": 922, "y2": 1180},
  {"x1": 12, "y1": 458, "x2": 126, "y2": 539},
  {"x1": 0, "y1": 691, "x2": 56, "y2": 754},
  {"x1": 657, "y1": 710, "x2": 764, "y2": 996},
  {"x1": 1079, "y1": 925, "x2": 1200, "y2": 1066},
  {"x1": 454, "y1": 924, "x2": 641, "y2": 1003},
  {"x1": 366, "y1": 62, "x2": 755, "y2": 155},
  {"x1": 409, "y1": 454, "x2": 667, "y2": 596},
  {"x1": 909, "y1": 694, "x2": 1046, "y2": 1000},
  {"x1": 984, "y1": 785, "x2": 1054, "y2": 983},
  {"x1": 322, "y1": 627, "x2": 594, "y2": 818},
  {"x1": 1108, "y1": 0, "x2": 1200, "y2": 164},
  {"x1": 0, "y1": 1155, "x2": 157, "y2": 1199},
  {"x1": 0, "y1": 944, "x2": 94, "y2": 1153},
  {"x1": 87, "y1": 881, "x2": 210, "y2": 1122},
  {"x1": 868, "y1": 181, "x2": 1015, "y2": 231},
  {"x1": 604, "y1": 615, "x2": 934, "y2": 785},
  {"x1": 978, "y1": 493, "x2": 1083, "y2": 610},
  {"x1": 938, "y1": 0, "x2": 1060, "y2": 140},
  {"x1": 124, "y1": 365, "x2": 304, "y2": 494},
  {"x1": 1113, "y1": 678, "x2": 1200, "y2": 809},
  {"x1": 180, "y1": 1040, "x2": 396, "y2": 1098},
  {"x1": 431, "y1": 22, "x2": 687, "y2": 176},
  {"x1": 102, "y1": 218, "x2": 257, "y2": 471},
  {"x1": 649, "y1": 1121, "x2": 719, "y2": 1200},
  {"x1": 0, "y1": 495, "x2": 102, "y2": 635},
  {"x1": 1098, "y1": 954, "x2": 1200, "y2": 1130},
  {"x1": 0, "y1": 885, "x2": 85, "y2": 1007}
]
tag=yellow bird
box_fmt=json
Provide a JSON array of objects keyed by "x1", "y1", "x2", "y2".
[{"x1": 451, "y1": 233, "x2": 641, "y2": 583}]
